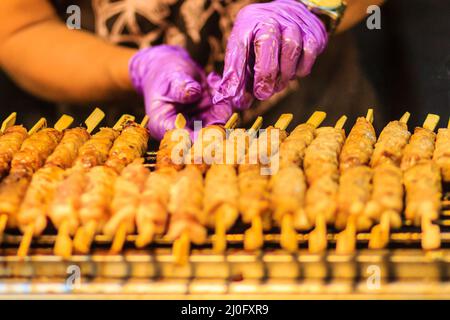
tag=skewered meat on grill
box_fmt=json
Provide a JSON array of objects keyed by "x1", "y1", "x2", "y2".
[
  {"x1": 135, "y1": 167, "x2": 177, "y2": 246},
  {"x1": 401, "y1": 127, "x2": 436, "y2": 171},
  {"x1": 404, "y1": 161, "x2": 442, "y2": 225},
  {"x1": 45, "y1": 128, "x2": 90, "y2": 169},
  {"x1": 167, "y1": 165, "x2": 207, "y2": 244},
  {"x1": 364, "y1": 163, "x2": 403, "y2": 228},
  {"x1": 336, "y1": 166, "x2": 373, "y2": 230},
  {"x1": 187, "y1": 125, "x2": 226, "y2": 173},
  {"x1": 0, "y1": 126, "x2": 28, "y2": 178},
  {"x1": 433, "y1": 127, "x2": 450, "y2": 182},
  {"x1": 371, "y1": 120, "x2": 411, "y2": 168},
  {"x1": 103, "y1": 160, "x2": 149, "y2": 236},
  {"x1": 339, "y1": 117, "x2": 376, "y2": 172},
  {"x1": 10, "y1": 128, "x2": 62, "y2": 176},
  {"x1": 73, "y1": 128, "x2": 119, "y2": 170},
  {"x1": 78, "y1": 166, "x2": 117, "y2": 232},
  {"x1": 278, "y1": 123, "x2": 315, "y2": 169},
  {"x1": 156, "y1": 128, "x2": 191, "y2": 171},
  {"x1": 270, "y1": 165, "x2": 307, "y2": 225},
  {"x1": 304, "y1": 127, "x2": 346, "y2": 225},
  {"x1": 204, "y1": 164, "x2": 239, "y2": 230},
  {"x1": 17, "y1": 166, "x2": 65, "y2": 235},
  {"x1": 0, "y1": 174, "x2": 31, "y2": 228},
  {"x1": 105, "y1": 122, "x2": 150, "y2": 173}
]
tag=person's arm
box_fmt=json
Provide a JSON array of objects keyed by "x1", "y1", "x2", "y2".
[
  {"x1": 337, "y1": 0, "x2": 385, "y2": 33},
  {"x1": 0, "y1": 0, "x2": 136, "y2": 104}
]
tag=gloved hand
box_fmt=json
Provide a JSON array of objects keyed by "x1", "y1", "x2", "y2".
[
  {"x1": 129, "y1": 45, "x2": 232, "y2": 140},
  {"x1": 214, "y1": 0, "x2": 328, "y2": 109}
]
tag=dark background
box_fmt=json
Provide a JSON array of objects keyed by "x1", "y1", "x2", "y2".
[{"x1": 0, "y1": 0, "x2": 449, "y2": 133}]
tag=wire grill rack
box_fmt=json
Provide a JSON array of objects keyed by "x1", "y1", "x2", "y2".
[{"x1": 0, "y1": 152, "x2": 449, "y2": 298}]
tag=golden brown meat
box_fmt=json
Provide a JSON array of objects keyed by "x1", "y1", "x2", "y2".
[
  {"x1": 433, "y1": 127, "x2": 450, "y2": 182},
  {"x1": 404, "y1": 161, "x2": 442, "y2": 226},
  {"x1": 278, "y1": 123, "x2": 315, "y2": 169},
  {"x1": 401, "y1": 127, "x2": 436, "y2": 171},
  {"x1": 73, "y1": 128, "x2": 119, "y2": 170},
  {"x1": 10, "y1": 128, "x2": 62, "y2": 176},
  {"x1": 365, "y1": 163, "x2": 403, "y2": 228},
  {"x1": 0, "y1": 126, "x2": 28, "y2": 178},
  {"x1": 45, "y1": 128, "x2": 90, "y2": 169},
  {"x1": 371, "y1": 120, "x2": 411, "y2": 168},
  {"x1": 167, "y1": 166, "x2": 206, "y2": 244},
  {"x1": 103, "y1": 160, "x2": 149, "y2": 236},
  {"x1": 304, "y1": 127, "x2": 346, "y2": 225},
  {"x1": 105, "y1": 122, "x2": 149, "y2": 173},
  {"x1": 204, "y1": 164, "x2": 239, "y2": 230},
  {"x1": 270, "y1": 165, "x2": 307, "y2": 225},
  {"x1": 336, "y1": 166, "x2": 373, "y2": 230},
  {"x1": 0, "y1": 174, "x2": 31, "y2": 228},
  {"x1": 17, "y1": 166, "x2": 65, "y2": 235},
  {"x1": 78, "y1": 166, "x2": 117, "y2": 231},
  {"x1": 339, "y1": 117, "x2": 376, "y2": 172},
  {"x1": 49, "y1": 169, "x2": 88, "y2": 235},
  {"x1": 156, "y1": 128, "x2": 191, "y2": 170},
  {"x1": 136, "y1": 167, "x2": 177, "y2": 243}
]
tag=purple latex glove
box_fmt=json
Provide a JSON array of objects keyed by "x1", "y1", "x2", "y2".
[
  {"x1": 129, "y1": 45, "x2": 232, "y2": 140},
  {"x1": 214, "y1": 0, "x2": 328, "y2": 109}
]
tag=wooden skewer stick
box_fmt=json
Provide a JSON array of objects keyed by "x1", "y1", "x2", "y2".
[
  {"x1": 336, "y1": 215, "x2": 356, "y2": 254},
  {"x1": 73, "y1": 113, "x2": 137, "y2": 254},
  {"x1": 246, "y1": 114, "x2": 293, "y2": 252},
  {"x1": 422, "y1": 113, "x2": 440, "y2": 132},
  {"x1": 366, "y1": 108, "x2": 374, "y2": 124},
  {"x1": 52, "y1": 110, "x2": 104, "y2": 258},
  {"x1": 308, "y1": 213, "x2": 327, "y2": 253},
  {"x1": 1, "y1": 112, "x2": 17, "y2": 133},
  {"x1": 335, "y1": 115, "x2": 348, "y2": 130},
  {"x1": 399, "y1": 112, "x2": 411, "y2": 124},
  {"x1": 110, "y1": 115, "x2": 149, "y2": 254},
  {"x1": 17, "y1": 115, "x2": 73, "y2": 258},
  {"x1": 281, "y1": 111, "x2": 327, "y2": 252}
]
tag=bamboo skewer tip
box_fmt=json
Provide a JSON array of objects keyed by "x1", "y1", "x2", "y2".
[
  {"x1": 366, "y1": 109, "x2": 374, "y2": 124},
  {"x1": 17, "y1": 223, "x2": 34, "y2": 258},
  {"x1": 85, "y1": 108, "x2": 105, "y2": 134},
  {"x1": 249, "y1": 116, "x2": 263, "y2": 134},
  {"x1": 54, "y1": 114, "x2": 74, "y2": 132},
  {"x1": 175, "y1": 114, "x2": 187, "y2": 129},
  {"x1": 334, "y1": 115, "x2": 348, "y2": 130},
  {"x1": 54, "y1": 220, "x2": 72, "y2": 259},
  {"x1": 224, "y1": 113, "x2": 239, "y2": 130},
  {"x1": 280, "y1": 214, "x2": 298, "y2": 252},
  {"x1": 274, "y1": 113, "x2": 293, "y2": 131},
  {"x1": 1, "y1": 112, "x2": 17, "y2": 133},
  {"x1": 399, "y1": 112, "x2": 411, "y2": 124},
  {"x1": 110, "y1": 222, "x2": 128, "y2": 254},
  {"x1": 423, "y1": 114, "x2": 440, "y2": 132},
  {"x1": 173, "y1": 230, "x2": 190, "y2": 265},
  {"x1": 113, "y1": 114, "x2": 135, "y2": 130},
  {"x1": 306, "y1": 111, "x2": 327, "y2": 128},
  {"x1": 28, "y1": 118, "x2": 47, "y2": 135}
]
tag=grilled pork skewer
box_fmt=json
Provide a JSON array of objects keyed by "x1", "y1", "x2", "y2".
[
  {"x1": 242, "y1": 114, "x2": 292, "y2": 251},
  {"x1": 0, "y1": 114, "x2": 28, "y2": 179},
  {"x1": 135, "y1": 114, "x2": 191, "y2": 248},
  {"x1": 74, "y1": 117, "x2": 150, "y2": 254},
  {"x1": 334, "y1": 111, "x2": 376, "y2": 231},
  {"x1": 304, "y1": 116, "x2": 347, "y2": 225},
  {"x1": 305, "y1": 116, "x2": 347, "y2": 253},
  {"x1": 268, "y1": 111, "x2": 326, "y2": 252},
  {"x1": 16, "y1": 110, "x2": 105, "y2": 258},
  {"x1": 433, "y1": 118, "x2": 450, "y2": 183},
  {"x1": 0, "y1": 117, "x2": 65, "y2": 238},
  {"x1": 170, "y1": 114, "x2": 239, "y2": 263}
]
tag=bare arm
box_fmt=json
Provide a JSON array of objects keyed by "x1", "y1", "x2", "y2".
[
  {"x1": 337, "y1": 0, "x2": 385, "y2": 33},
  {"x1": 0, "y1": 0, "x2": 137, "y2": 104}
]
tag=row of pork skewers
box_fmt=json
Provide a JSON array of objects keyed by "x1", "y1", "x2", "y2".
[{"x1": 0, "y1": 110, "x2": 449, "y2": 264}]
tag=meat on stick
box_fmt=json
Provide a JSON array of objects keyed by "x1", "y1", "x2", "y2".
[
  {"x1": 171, "y1": 113, "x2": 238, "y2": 263},
  {"x1": 369, "y1": 113, "x2": 439, "y2": 249},
  {"x1": 135, "y1": 114, "x2": 191, "y2": 248},
  {"x1": 206, "y1": 116, "x2": 261, "y2": 253},
  {"x1": 433, "y1": 117, "x2": 450, "y2": 183},
  {"x1": 73, "y1": 116, "x2": 149, "y2": 255},
  {"x1": 337, "y1": 112, "x2": 411, "y2": 253},
  {"x1": 107, "y1": 116, "x2": 152, "y2": 254},
  {"x1": 269, "y1": 111, "x2": 327, "y2": 253},
  {"x1": 243, "y1": 114, "x2": 293, "y2": 251},
  {"x1": 0, "y1": 117, "x2": 61, "y2": 243},
  {"x1": 307, "y1": 115, "x2": 347, "y2": 253},
  {"x1": 17, "y1": 109, "x2": 105, "y2": 258}
]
